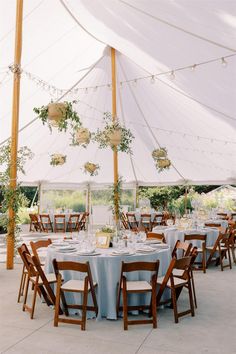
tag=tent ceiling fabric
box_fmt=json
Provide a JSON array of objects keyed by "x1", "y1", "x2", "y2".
[{"x1": 0, "y1": 0, "x2": 235, "y2": 186}]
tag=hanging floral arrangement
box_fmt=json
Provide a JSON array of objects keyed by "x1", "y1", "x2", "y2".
[
  {"x1": 152, "y1": 147, "x2": 171, "y2": 172},
  {"x1": 33, "y1": 101, "x2": 81, "y2": 132},
  {"x1": 71, "y1": 127, "x2": 91, "y2": 148},
  {"x1": 83, "y1": 162, "x2": 100, "y2": 176},
  {"x1": 50, "y1": 154, "x2": 66, "y2": 166},
  {"x1": 93, "y1": 112, "x2": 134, "y2": 153},
  {"x1": 155, "y1": 158, "x2": 171, "y2": 172},
  {"x1": 152, "y1": 148, "x2": 167, "y2": 160}
]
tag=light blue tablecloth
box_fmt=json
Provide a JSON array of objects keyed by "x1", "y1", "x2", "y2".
[
  {"x1": 45, "y1": 247, "x2": 171, "y2": 320},
  {"x1": 153, "y1": 227, "x2": 219, "y2": 250}
]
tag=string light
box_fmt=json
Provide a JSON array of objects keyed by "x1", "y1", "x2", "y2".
[
  {"x1": 170, "y1": 70, "x2": 175, "y2": 80},
  {"x1": 221, "y1": 57, "x2": 227, "y2": 67},
  {"x1": 150, "y1": 75, "x2": 155, "y2": 84},
  {"x1": 22, "y1": 52, "x2": 235, "y2": 96}
]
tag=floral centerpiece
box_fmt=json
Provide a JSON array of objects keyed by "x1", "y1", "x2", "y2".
[
  {"x1": 83, "y1": 162, "x2": 100, "y2": 176},
  {"x1": 93, "y1": 112, "x2": 134, "y2": 153},
  {"x1": 50, "y1": 154, "x2": 66, "y2": 166},
  {"x1": 34, "y1": 100, "x2": 81, "y2": 132},
  {"x1": 95, "y1": 225, "x2": 115, "y2": 240}
]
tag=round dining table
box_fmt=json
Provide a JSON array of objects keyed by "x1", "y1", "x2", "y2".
[
  {"x1": 44, "y1": 244, "x2": 171, "y2": 320},
  {"x1": 152, "y1": 226, "x2": 219, "y2": 250}
]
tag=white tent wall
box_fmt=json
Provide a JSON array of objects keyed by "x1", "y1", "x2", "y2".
[{"x1": 0, "y1": 0, "x2": 235, "y2": 187}]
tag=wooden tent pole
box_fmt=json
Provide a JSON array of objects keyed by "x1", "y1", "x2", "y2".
[
  {"x1": 111, "y1": 48, "x2": 119, "y2": 223},
  {"x1": 184, "y1": 186, "x2": 188, "y2": 214},
  {"x1": 6, "y1": 0, "x2": 24, "y2": 269}
]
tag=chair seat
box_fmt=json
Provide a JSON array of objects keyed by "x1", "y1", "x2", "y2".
[
  {"x1": 172, "y1": 269, "x2": 185, "y2": 277},
  {"x1": 157, "y1": 276, "x2": 187, "y2": 287},
  {"x1": 61, "y1": 279, "x2": 96, "y2": 292},
  {"x1": 31, "y1": 273, "x2": 57, "y2": 285},
  {"x1": 206, "y1": 246, "x2": 227, "y2": 251},
  {"x1": 121, "y1": 280, "x2": 152, "y2": 291}
]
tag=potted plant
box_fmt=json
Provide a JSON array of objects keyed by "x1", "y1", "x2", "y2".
[
  {"x1": 152, "y1": 148, "x2": 167, "y2": 160},
  {"x1": 50, "y1": 154, "x2": 66, "y2": 166},
  {"x1": 93, "y1": 112, "x2": 134, "y2": 153},
  {"x1": 72, "y1": 127, "x2": 91, "y2": 147},
  {"x1": 83, "y1": 162, "x2": 100, "y2": 176},
  {"x1": 34, "y1": 100, "x2": 81, "y2": 132}
]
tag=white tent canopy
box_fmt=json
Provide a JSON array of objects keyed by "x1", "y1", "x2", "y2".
[{"x1": 0, "y1": 0, "x2": 235, "y2": 187}]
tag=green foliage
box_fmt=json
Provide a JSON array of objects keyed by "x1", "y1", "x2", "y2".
[
  {"x1": 34, "y1": 101, "x2": 81, "y2": 132},
  {"x1": 139, "y1": 186, "x2": 185, "y2": 210},
  {"x1": 41, "y1": 190, "x2": 86, "y2": 212},
  {"x1": 109, "y1": 176, "x2": 123, "y2": 219},
  {"x1": 93, "y1": 112, "x2": 134, "y2": 153},
  {"x1": 0, "y1": 142, "x2": 33, "y2": 243}
]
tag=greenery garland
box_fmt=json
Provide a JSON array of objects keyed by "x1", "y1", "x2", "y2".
[
  {"x1": 0, "y1": 142, "x2": 33, "y2": 247},
  {"x1": 109, "y1": 176, "x2": 123, "y2": 221}
]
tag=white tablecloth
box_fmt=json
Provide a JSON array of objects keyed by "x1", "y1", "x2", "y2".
[
  {"x1": 152, "y1": 227, "x2": 219, "y2": 250},
  {"x1": 45, "y1": 246, "x2": 171, "y2": 320}
]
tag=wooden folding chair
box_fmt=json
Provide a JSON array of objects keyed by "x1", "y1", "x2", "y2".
[
  {"x1": 30, "y1": 239, "x2": 52, "y2": 266},
  {"x1": 172, "y1": 240, "x2": 192, "y2": 259},
  {"x1": 126, "y1": 213, "x2": 139, "y2": 231},
  {"x1": 146, "y1": 232, "x2": 166, "y2": 243},
  {"x1": 229, "y1": 228, "x2": 236, "y2": 264},
  {"x1": 140, "y1": 214, "x2": 152, "y2": 232},
  {"x1": 184, "y1": 234, "x2": 207, "y2": 273},
  {"x1": 18, "y1": 245, "x2": 57, "y2": 319},
  {"x1": 53, "y1": 260, "x2": 98, "y2": 331},
  {"x1": 206, "y1": 232, "x2": 232, "y2": 271},
  {"x1": 78, "y1": 212, "x2": 89, "y2": 231},
  {"x1": 151, "y1": 213, "x2": 165, "y2": 229},
  {"x1": 217, "y1": 213, "x2": 228, "y2": 220},
  {"x1": 117, "y1": 260, "x2": 159, "y2": 330},
  {"x1": 67, "y1": 214, "x2": 80, "y2": 232},
  {"x1": 54, "y1": 214, "x2": 66, "y2": 233},
  {"x1": 39, "y1": 214, "x2": 53, "y2": 232},
  {"x1": 17, "y1": 243, "x2": 30, "y2": 303},
  {"x1": 173, "y1": 247, "x2": 198, "y2": 308},
  {"x1": 156, "y1": 256, "x2": 195, "y2": 323},
  {"x1": 29, "y1": 213, "x2": 42, "y2": 232},
  {"x1": 120, "y1": 212, "x2": 129, "y2": 230}
]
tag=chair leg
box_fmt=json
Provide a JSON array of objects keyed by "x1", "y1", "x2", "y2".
[
  {"x1": 116, "y1": 284, "x2": 121, "y2": 318},
  {"x1": 54, "y1": 279, "x2": 61, "y2": 327},
  {"x1": 228, "y1": 248, "x2": 232, "y2": 269},
  {"x1": 23, "y1": 276, "x2": 30, "y2": 312},
  {"x1": 31, "y1": 283, "x2": 38, "y2": 319},
  {"x1": 81, "y1": 289, "x2": 88, "y2": 331},
  {"x1": 202, "y1": 249, "x2": 206, "y2": 273},
  {"x1": 188, "y1": 280, "x2": 195, "y2": 317},
  {"x1": 190, "y1": 270, "x2": 197, "y2": 308},
  {"x1": 17, "y1": 266, "x2": 26, "y2": 302},
  {"x1": 122, "y1": 286, "x2": 128, "y2": 330},
  {"x1": 171, "y1": 287, "x2": 178, "y2": 324},
  {"x1": 151, "y1": 288, "x2": 157, "y2": 328},
  {"x1": 60, "y1": 290, "x2": 69, "y2": 316}
]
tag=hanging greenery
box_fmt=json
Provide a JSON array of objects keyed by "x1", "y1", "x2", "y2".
[
  {"x1": 33, "y1": 101, "x2": 81, "y2": 132},
  {"x1": 83, "y1": 162, "x2": 100, "y2": 176},
  {"x1": 50, "y1": 154, "x2": 66, "y2": 166},
  {"x1": 71, "y1": 126, "x2": 91, "y2": 148},
  {"x1": 0, "y1": 142, "x2": 33, "y2": 246},
  {"x1": 93, "y1": 112, "x2": 134, "y2": 153}
]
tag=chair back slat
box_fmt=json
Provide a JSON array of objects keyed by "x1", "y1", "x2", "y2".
[
  {"x1": 53, "y1": 259, "x2": 89, "y2": 273},
  {"x1": 121, "y1": 260, "x2": 159, "y2": 273},
  {"x1": 172, "y1": 240, "x2": 192, "y2": 258},
  {"x1": 30, "y1": 239, "x2": 52, "y2": 263},
  {"x1": 184, "y1": 234, "x2": 207, "y2": 241},
  {"x1": 146, "y1": 232, "x2": 165, "y2": 243}
]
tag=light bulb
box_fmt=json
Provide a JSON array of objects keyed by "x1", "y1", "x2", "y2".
[
  {"x1": 191, "y1": 64, "x2": 197, "y2": 71},
  {"x1": 150, "y1": 75, "x2": 155, "y2": 84},
  {"x1": 221, "y1": 57, "x2": 227, "y2": 67},
  {"x1": 170, "y1": 70, "x2": 175, "y2": 80}
]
